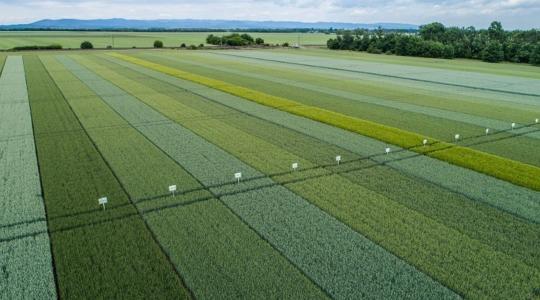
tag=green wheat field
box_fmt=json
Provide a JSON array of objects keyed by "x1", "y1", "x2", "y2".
[{"x1": 1, "y1": 47, "x2": 539, "y2": 299}]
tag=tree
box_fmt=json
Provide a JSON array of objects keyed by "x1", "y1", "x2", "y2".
[
  {"x1": 180, "y1": 43, "x2": 186, "y2": 48},
  {"x1": 482, "y1": 40, "x2": 504, "y2": 62},
  {"x1": 80, "y1": 41, "x2": 93, "y2": 49},
  {"x1": 488, "y1": 21, "x2": 505, "y2": 42},
  {"x1": 240, "y1": 34, "x2": 254, "y2": 43},
  {"x1": 153, "y1": 40, "x2": 164, "y2": 48},
  {"x1": 325, "y1": 21, "x2": 539, "y2": 66},
  {"x1": 206, "y1": 34, "x2": 222, "y2": 45},
  {"x1": 530, "y1": 44, "x2": 540, "y2": 65},
  {"x1": 340, "y1": 31, "x2": 354, "y2": 49},
  {"x1": 327, "y1": 38, "x2": 340, "y2": 49},
  {"x1": 443, "y1": 45, "x2": 455, "y2": 59},
  {"x1": 255, "y1": 37, "x2": 265, "y2": 45},
  {"x1": 420, "y1": 22, "x2": 446, "y2": 41}
]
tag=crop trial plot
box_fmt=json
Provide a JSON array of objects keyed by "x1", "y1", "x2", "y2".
[{"x1": 2, "y1": 47, "x2": 539, "y2": 299}]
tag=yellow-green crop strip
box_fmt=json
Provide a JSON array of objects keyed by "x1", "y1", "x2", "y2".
[{"x1": 109, "y1": 52, "x2": 540, "y2": 191}]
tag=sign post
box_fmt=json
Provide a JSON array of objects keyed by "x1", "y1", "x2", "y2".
[
  {"x1": 98, "y1": 197, "x2": 108, "y2": 211},
  {"x1": 292, "y1": 162, "x2": 298, "y2": 171},
  {"x1": 454, "y1": 134, "x2": 460, "y2": 142},
  {"x1": 169, "y1": 185, "x2": 177, "y2": 196},
  {"x1": 234, "y1": 172, "x2": 242, "y2": 183},
  {"x1": 485, "y1": 128, "x2": 490, "y2": 135},
  {"x1": 335, "y1": 155, "x2": 341, "y2": 165},
  {"x1": 385, "y1": 147, "x2": 391, "y2": 154},
  {"x1": 422, "y1": 139, "x2": 428, "y2": 146},
  {"x1": 536, "y1": 118, "x2": 539, "y2": 124},
  {"x1": 511, "y1": 122, "x2": 516, "y2": 130}
]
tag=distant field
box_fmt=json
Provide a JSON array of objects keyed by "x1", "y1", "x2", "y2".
[
  {"x1": 2, "y1": 48, "x2": 540, "y2": 299},
  {"x1": 0, "y1": 31, "x2": 333, "y2": 49},
  {"x1": 288, "y1": 48, "x2": 540, "y2": 79}
]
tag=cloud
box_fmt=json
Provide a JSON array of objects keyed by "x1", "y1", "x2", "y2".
[{"x1": 0, "y1": 0, "x2": 538, "y2": 29}]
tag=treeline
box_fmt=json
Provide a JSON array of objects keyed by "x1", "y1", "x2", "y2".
[
  {"x1": 327, "y1": 21, "x2": 540, "y2": 65},
  {"x1": 10, "y1": 44, "x2": 62, "y2": 51},
  {"x1": 206, "y1": 33, "x2": 265, "y2": 46}
]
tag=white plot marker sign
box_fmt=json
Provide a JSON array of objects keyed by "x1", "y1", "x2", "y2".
[
  {"x1": 292, "y1": 162, "x2": 299, "y2": 171},
  {"x1": 98, "y1": 197, "x2": 108, "y2": 210},
  {"x1": 336, "y1": 155, "x2": 342, "y2": 165},
  {"x1": 511, "y1": 122, "x2": 516, "y2": 130},
  {"x1": 454, "y1": 134, "x2": 460, "y2": 142},
  {"x1": 169, "y1": 185, "x2": 177, "y2": 196},
  {"x1": 234, "y1": 172, "x2": 242, "y2": 183},
  {"x1": 485, "y1": 128, "x2": 490, "y2": 135},
  {"x1": 536, "y1": 118, "x2": 539, "y2": 124},
  {"x1": 422, "y1": 139, "x2": 428, "y2": 146},
  {"x1": 385, "y1": 147, "x2": 391, "y2": 154}
]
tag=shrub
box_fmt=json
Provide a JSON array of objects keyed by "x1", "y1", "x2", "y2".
[
  {"x1": 282, "y1": 42, "x2": 289, "y2": 47},
  {"x1": 255, "y1": 37, "x2": 265, "y2": 45},
  {"x1": 11, "y1": 44, "x2": 63, "y2": 51},
  {"x1": 180, "y1": 43, "x2": 186, "y2": 48},
  {"x1": 153, "y1": 40, "x2": 164, "y2": 48},
  {"x1": 80, "y1": 41, "x2": 93, "y2": 49}
]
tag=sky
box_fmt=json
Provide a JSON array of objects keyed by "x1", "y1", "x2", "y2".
[{"x1": 0, "y1": 0, "x2": 538, "y2": 29}]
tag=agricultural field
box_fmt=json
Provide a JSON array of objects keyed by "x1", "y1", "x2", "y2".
[
  {"x1": 0, "y1": 31, "x2": 332, "y2": 49},
  {"x1": 1, "y1": 47, "x2": 539, "y2": 299}
]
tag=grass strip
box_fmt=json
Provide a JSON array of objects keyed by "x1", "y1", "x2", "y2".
[
  {"x1": 109, "y1": 52, "x2": 540, "y2": 191},
  {"x1": 25, "y1": 55, "x2": 191, "y2": 299}
]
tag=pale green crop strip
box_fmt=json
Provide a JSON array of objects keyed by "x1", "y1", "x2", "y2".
[
  {"x1": 215, "y1": 50, "x2": 540, "y2": 97},
  {"x1": 287, "y1": 48, "x2": 540, "y2": 80},
  {"x1": 0, "y1": 236, "x2": 57, "y2": 299},
  {"x1": 69, "y1": 54, "x2": 459, "y2": 299},
  {"x1": 216, "y1": 50, "x2": 540, "y2": 111},
  {"x1": 109, "y1": 52, "x2": 540, "y2": 191},
  {"x1": 0, "y1": 56, "x2": 56, "y2": 299},
  {"x1": 102, "y1": 53, "x2": 540, "y2": 223}
]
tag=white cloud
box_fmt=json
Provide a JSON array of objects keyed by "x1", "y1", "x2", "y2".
[{"x1": 0, "y1": 0, "x2": 538, "y2": 28}]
